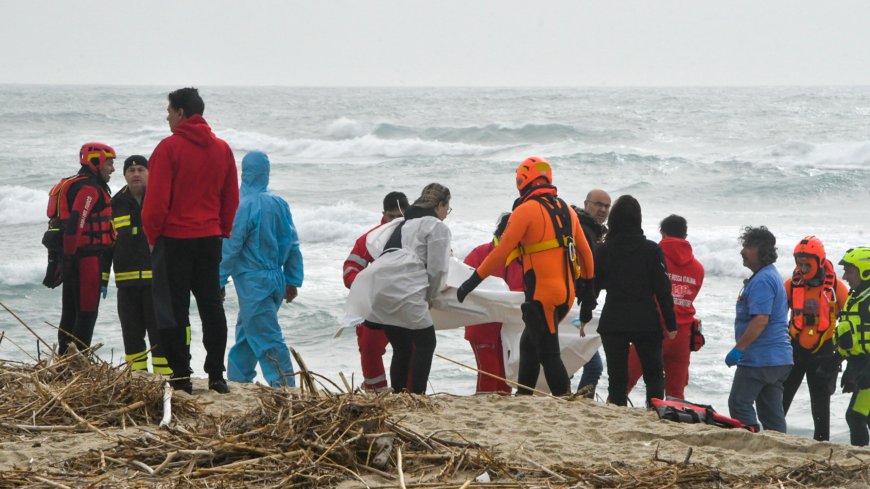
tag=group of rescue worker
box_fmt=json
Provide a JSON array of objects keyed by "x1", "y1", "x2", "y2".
[
  {"x1": 47, "y1": 87, "x2": 303, "y2": 395},
  {"x1": 345, "y1": 157, "x2": 870, "y2": 447},
  {"x1": 46, "y1": 88, "x2": 870, "y2": 446}
]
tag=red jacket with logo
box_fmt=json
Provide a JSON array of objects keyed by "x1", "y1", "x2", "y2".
[
  {"x1": 343, "y1": 220, "x2": 385, "y2": 289},
  {"x1": 463, "y1": 241, "x2": 525, "y2": 343},
  {"x1": 142, "y1": 115, "x2": 239, "y2": 245},
  {"x1": 660, "y1": 237, "x2": 704, "y2": 329}
]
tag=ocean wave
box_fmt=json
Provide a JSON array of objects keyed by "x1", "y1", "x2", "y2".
[
  {"x1": 0, "y1": 185, "x2": 46, "y2": 225},
  {"x1": 219, "y1": 128, "x2": 498, "y2": 159},
  {"x1": 0, "y1": 256, "x2": 44, "y2": 287},
  {"x1": 371, "y1": 122, "x2": 586, "y2": 143},
  {"x1": 758, "y1": 140, "x2": 870, "y2": 169}
]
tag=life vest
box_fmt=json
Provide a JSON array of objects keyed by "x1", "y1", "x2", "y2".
[
  {"x1": 789, "y1": 259, "x2": 839, "y2": 352},
  {"x1": 650, "y1": 398, "x2": 757, "y2": 432},
  {"x1": 45, "y1": 174, "x2": 115, "y2": 250},
  {"x1": 834, "y1": 286, "x2": 870, "y2": 358}
]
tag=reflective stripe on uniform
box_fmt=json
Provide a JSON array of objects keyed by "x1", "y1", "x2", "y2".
[
  {"x1": 152, "y1": 356, "x2": 172, "y2": 375},
  {"x1": 186, "y1": 325, "x2": 191, "y2": 346},
  {"x1": 363, "y1": 373, "x2": 387, "y2": 386},
  {"x1": 115, "y1": 270, "x2": 153, "y2": 281},
  {"x1": 345, "y1": 254, "x2": 369, "y2": 268},
  {"x1": 114, "y1": 215, "x2": 131, "y2": 228},
  {"x1": 101, "y1": 272, "x2": 110, "y2": 281},
  {"x1": 125, "y1": 352, "x2": 148, "y2": 371},
  {"x1": 852, "y1": 388, "x2": 870, "y2": 416}
]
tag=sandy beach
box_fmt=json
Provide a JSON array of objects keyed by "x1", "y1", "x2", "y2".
[{"x1": 2, "y1": 362, "x2": 870, "y2": 488}]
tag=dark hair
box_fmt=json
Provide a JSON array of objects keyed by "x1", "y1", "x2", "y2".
[
  {"x1": 494, "y1": 212, "x2": 511, "y2": 239},
  {"x1": 383, "y1": 191, "x2": 409, "y2": 213},
  {"x1": 168, "y1": 87, "x2": 205, "y2": 118},
  {"x1": 740, "y1": 225, "x2": 778, "y2": 266},
  {"x1": 660, "y1": 214, "x2": 687, "y2": 239},
  {"x1": 607, "y1": 194, "x2": 642, "y2": 236}
]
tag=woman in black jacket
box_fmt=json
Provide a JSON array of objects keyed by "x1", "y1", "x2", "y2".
[{"x1": 595, "y1": 195, "x2": 677, "y2": 406}]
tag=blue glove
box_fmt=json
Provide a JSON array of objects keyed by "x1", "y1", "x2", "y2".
[
  {"x1": 100, "y1": 286, "x2": 108, "y2": 299},
  {"x1": 725, "y1": 347, "x2": 744, "y2": 367}
]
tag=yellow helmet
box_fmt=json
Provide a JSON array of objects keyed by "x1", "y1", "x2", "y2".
[{"x1": 839, "y1": 247, "x2": 870, "y2": 281}]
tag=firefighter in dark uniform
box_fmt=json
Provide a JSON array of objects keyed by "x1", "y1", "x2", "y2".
[{"x1": 110, "y1": 155, "x2": 171, "y2": 375}]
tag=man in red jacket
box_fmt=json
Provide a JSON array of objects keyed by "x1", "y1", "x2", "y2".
[
  {"x1": 626, "y1": 214, "x2": 704, "y2": 399},
  {"x1": 463, "y1": 212, "x2": 524, "y2": 394},
  {"x1": 343, "y1": 191, "x2": 408, "y2": 391},
  {"x1": 142, "y1": 87, "x2": 239, "y2": 394}
]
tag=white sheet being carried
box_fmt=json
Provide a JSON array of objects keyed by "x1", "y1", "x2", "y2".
[{"x1": 344, "y1": 255, "x2": 601, "y2": 394}]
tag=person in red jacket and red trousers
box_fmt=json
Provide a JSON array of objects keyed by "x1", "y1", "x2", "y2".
[
  {"x1": 626, "y1": 214, "x2": 704, "y2": 400},
  {"x1": 463, "y1": 213, "x2": 525, "y2": 394},
  {"x1": 343, "y1": 192, "x2": 409, "y2": 392}
]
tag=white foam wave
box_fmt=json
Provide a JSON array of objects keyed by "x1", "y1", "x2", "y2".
[
  {"x1": 325, "y1": 117, "x2": 370, "y2": 139},
  {"x1": 0, "y1": 185, "x2": 46, "y2": 225},
  {"x1": 0, "y1": 255, "x2": 44, "y2": 287},
  {"x1": 218, "y1": 129, "x2": 497, "y2": 159},
  {"x1": 758, "y1": 140, "x2": 870, "y2": 169}
]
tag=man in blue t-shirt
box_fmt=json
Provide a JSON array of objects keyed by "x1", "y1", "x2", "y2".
[{"x1": 726, "y1": 226, "x2": 793, "y2": 433}]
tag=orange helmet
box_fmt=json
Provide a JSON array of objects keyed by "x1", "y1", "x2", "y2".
[
  {"x1": 79, "y1": 142, "x2": 116, "y2": 173},
  {"x1": 794, "y1": 235, "x2": 825, "y2": 278},
  {"x1": 515, "y1": 156, "x2": 552, "y2": 192}
]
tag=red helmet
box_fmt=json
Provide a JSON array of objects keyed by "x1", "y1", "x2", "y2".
[
  {"x1": 515, "y1": 156, "x2": 552, "y2": 192},
  {"x1": 794, "y1": 235, "x2": 826, "y2": 262},
  {"x1": 794, "y1": 235, "x2": 825, "y2": 278},
  {"x1": 79, "y1": 142, "x2": 116, "y2": 172}
]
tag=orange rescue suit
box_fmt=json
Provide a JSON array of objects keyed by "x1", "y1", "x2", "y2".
[{"x1": 476, "y1": 189, "x2": 594, "y2": 333}]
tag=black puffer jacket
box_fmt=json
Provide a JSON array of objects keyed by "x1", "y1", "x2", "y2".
[{"x1": 595, "y1": 230, "x2": 677, "y2": 335}]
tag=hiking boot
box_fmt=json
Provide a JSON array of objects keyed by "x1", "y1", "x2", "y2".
[
  {"x1": 208, "y1": 377, "x2": 230, "y2": 394},
  {"x1": 170, "y1": 378, "x2": 193, "y2": 394}
]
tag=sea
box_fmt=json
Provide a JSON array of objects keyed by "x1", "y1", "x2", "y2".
[{"x1": 1, "y1": 86, "x2": 869, "y2": 443}]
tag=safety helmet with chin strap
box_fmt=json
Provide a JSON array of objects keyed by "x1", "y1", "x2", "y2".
[
  {"x1": 794, "y1": 235, "x2": 826, "y2": 280},
  {"x1": 79, "y1": 142, "x2": 116, "y2": 173}
]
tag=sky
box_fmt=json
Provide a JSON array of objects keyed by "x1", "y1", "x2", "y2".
[{"x1": 2, "y1": 0, "x2": 870, "y2": 87}]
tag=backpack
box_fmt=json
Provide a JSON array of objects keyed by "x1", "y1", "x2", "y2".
[{"x1": 41, "y1": 175, "x2": 86, "y2": 288}]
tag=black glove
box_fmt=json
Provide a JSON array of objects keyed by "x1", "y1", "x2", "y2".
[{"x1": 457, "y1": 271, "x2": 484, "y2": 303}]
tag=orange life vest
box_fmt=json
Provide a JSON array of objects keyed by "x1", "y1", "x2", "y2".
[{"x1": 789, "y1": 258, "x2": 838, "y2": 351}]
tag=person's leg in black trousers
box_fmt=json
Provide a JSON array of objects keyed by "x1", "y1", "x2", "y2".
[
  {"x1": 408, "y1": 326, "x2": 436, "y2": 394},
  {"x1": 601, "y1": 333, "x2": 631, "y2": 406},
  {"x1": 189, "y1": 237, "x2": 228, "y2": 380},
  {"x1": 152, "y1": 237, "x2": 194, "y2": 388},
  {"x1": 632, "y1": 331, "x2": 665, "y2": 406},
  {"x1": 383, "y1": 325, "x2": 414, "y2": 393},
  {"x1": 517, "y1": 301, "x2": 569, "y2": 396},
  {"x1": 782, "y1": 347, "x2": 808, "y2": 416},
  {"x1": 804, "y1": 353, "x2": 834, "y2": 441}
]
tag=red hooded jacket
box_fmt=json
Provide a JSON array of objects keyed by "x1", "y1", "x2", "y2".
[
  {"x1": 659, "y1": 237, "x2": 704, "y2": 329},
  {"x1": 463, "y1": 241, "x2": 525, "y2": 343},
  {"x1": 142, "y1": 115, "x2": 239, "y2": 245}
]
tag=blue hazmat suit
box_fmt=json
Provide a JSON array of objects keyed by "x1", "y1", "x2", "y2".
[{"x1": 220, "y1": 151, "x2": 304, "y2": 387}]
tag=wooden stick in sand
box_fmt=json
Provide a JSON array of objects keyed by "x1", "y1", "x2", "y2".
[
  {"x1": 434, "y1": 353, "x2": 566, "y2": 401},
  {"x1": 159, "y1": 381, "x2": 172, "y2": 427}
]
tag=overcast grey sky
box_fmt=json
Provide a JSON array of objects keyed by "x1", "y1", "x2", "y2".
[{"x1": 2, "y1": 0, "x2": 869, "y2": 86}]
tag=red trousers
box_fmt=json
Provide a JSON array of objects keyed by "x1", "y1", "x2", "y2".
[
  {"x1": 357, "y1": 323, "x2": 414, "y2": 391},
  {"x1": 627, "y1": 324, "x2": 691, "y2": 399},
  {"x1": 469, "y1": 339, "x2": 512, "y2": 394}
]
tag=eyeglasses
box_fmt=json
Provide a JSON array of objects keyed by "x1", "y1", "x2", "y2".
[
  {"x1": 447, "y1": 207, "x2": 452, "y2": 215},
  {"x1": 585, "y1": 200, "x2": 610, "y2": 211}
]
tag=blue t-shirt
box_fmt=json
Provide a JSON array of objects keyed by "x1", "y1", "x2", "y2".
[{"x1": 734, "y1": 264, "x2": 793, "y2": 367}]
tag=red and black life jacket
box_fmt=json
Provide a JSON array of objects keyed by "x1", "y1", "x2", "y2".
[
  {"x1": 651, "y1": 397, "x2": 757, "y2": 432},
  {"x1": 45, "y1": 174, "x2": 115, "y2": 251}
]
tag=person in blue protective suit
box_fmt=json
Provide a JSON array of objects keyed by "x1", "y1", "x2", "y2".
[{"x1": 219, "y1": 151, "x2": 304, "y2": 388}]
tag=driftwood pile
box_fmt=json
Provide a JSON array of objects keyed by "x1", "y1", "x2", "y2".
[{"x1": 0, "y1": 350, "x2": 867, "y2": 487}]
